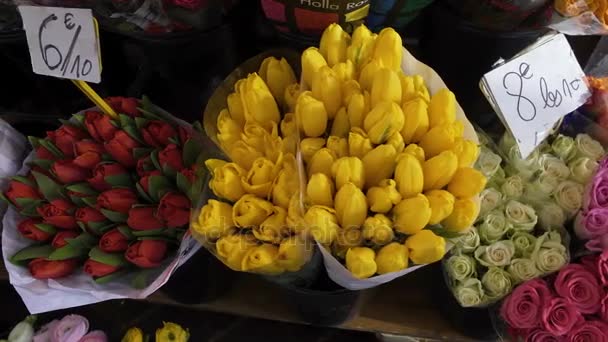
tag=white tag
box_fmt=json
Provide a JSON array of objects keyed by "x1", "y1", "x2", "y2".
[
  {"x1": 18, "y1": 6, "x2": 101, "y2": 83},
  {"x1": 481, "y1": 33, "x2": 590, "y2": 158}
]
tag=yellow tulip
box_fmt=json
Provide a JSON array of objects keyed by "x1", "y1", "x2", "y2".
[
  {"x1": 366, "y1": 179, "x2": 402, "y2": 213},
  {"x1": 401, "y1": 98, "x2": 429, "y2": 144},
  {"x1": 320, "y1": 23, "x2": 350, "y2": 67},
  {"x1": 296, "y1": 91, "x2": 328, "y2": 138},
  {"x1": 209, "y1": 162, "x2": 246, "y2": 202},
  {"x1": 448, "y1": 167, "x2": 487, "y2": 198},
  {"x1": 425, "y1": 189, "x2": 455, "y2": 225},
  {"x1": 204, "y1": 158, "x2": 226, "y2": 173},
  {"x1": 405, "y1": 230, "x2": 446, "y2": 264},
  {"x1": 300, "y1": 137, "x2": 326, "y2": 164},
  {"x1": 272, "y1": 155, "x2": 299, "y2": 209},
  {"x1": 422, "y1": 150, "x2": 458, "y2": 191},
  {"x1": 400, "y1": 74, "x2": 430, "y2": 104},
  {"x1": 348, "y1": 127, "x2": 373, "y2": 158},
  {"x1": 394, "y1": 153, "x2": 424, "y2": 199},
  {"x1": 364, "y1": 101, "x2": 404, "y2": 144},
  {"x1": 401, "y1": 144, "x2": 425, "y2": 164},
  {"x1": 373, "y1": 27, "x2": 402, "y2": 71},
  {"x1": 387, "y1": 131, "x2": 405, "y2": 154},
  {"x1": 241, "y1": 73, "x2": 281, "y2": 125},
  {"x1": 376, "y1": 242, "x2": 409, "y2": 274},
  {"x1": 342, "y1": 80, "x2": 361, "y2": 107},
  {"x1": 362, "y1": 144, "x2": 397, "y2": 188},
  {"x1": 347, "y1": 92, "x2": 370, "y2": 129},
  {"x1": 156, "y1": 322, "x2": 189, "y2": 342},
  {"x1": 263, "y1": 131, "x2": 283, "y2": 164},
  {"x1": 335, "y1": 226, "x2": 364, "y2": 251},
  {"x1": 281, "y1": 132, "x2": 297, "y2": 156},
  {"x1": 359, "y1": 59, "x2": 383, "y2": 91},
  {"x1": 229, "y1": 140, "x2": 263, "y2": 170},
  {"x1": 305, "y1": 205, "x2": 340, "y2": 245},
  {"x1": 312, "y1": 65, "x2": 342, "y2": 119},
  {"x1": 121, "y1": 327, "x2": 143, "y2": 342},
  {"x1": 301, "y1": 47, "x2": 327, "y2": 88},
  {"x1": 216, "y1": 109, "x2": 242, "y2": 152},
  {"x1": 308, "y1": 148, "x2": 337, "y2": 179},
  {"x1": 393, "y1": 194, "x2": 431, "y2": 234},
  {"x1": 413, "y1": 75, "x2": 430, "y2": 102},
  {"x1": 419, "y1": 123, "x2": 459, "y2": 159},
  {"x1": 227, "y1": 92, "x2": 245, "y2": 127},
  {"x1": 277, "y1": 235, "x2": 312, "y2": 272},
  {"x1": 371, "y1": 68, "x2": 402, "y2": 107},
  {"x1": 192, "y1": 200, "x2": 234, "y2": 240},
  {"x1": 233, "y1": 194, "x2": 274, "y2": 227},
  {"x1": 428, "y1": 88, "x2": 456, "y2": 128},
  {"x1": 242, "y1": 122, "x2": 273, "y2": 152},
  {"x1": 258, "y1": 56, "x2": 297, "y2": 107},
  {"x1": 281, "y1": 113, "x2": 297, "y2": 137},
  {"x1": 216, "y1": 233, "x2": 257, "y2": 271},
  {"x1": 346, "y1": 247, "x2": 377, "y2": 279},
  {"x1": 335, "y1": 182, "x2": 368, "y2": 229},
  {"x1": 347, "y1": 24, "x2": 376, "y2": 71},
  {"x1": 326, "y1": 136, "x2": 349, "y2": 158},
  {"x1": 332, "y1": 156, "x2": 365, "y2": 189},
  {"x1": 287, "y1": 193, "x2": 306, "y2": 233},
  {"x1": 333, "y1": 60, "x2": 355, "y2": 83},
  {"x1": 330, "y1": 107, "x2": 350, "y2": 138},
  {"x1": 284, "y1": 83, "x2": 301, "y2": 113},
  {"x1": 442, "y1": 198, "x2": 479, "y2": 233},
  {"x1": 363, "y1": 214, "x2": 395, "y2": 245},
  {"x1": 241, "y1": 156, "x2": 281, "y2": 197},
  {"x1": 241, "y1": 243, "x2": 285, "y2": 275},
  {"x1": 253, "y1": 206, "x2": 287, "y2": 244},
  {"x1": 306, "y1": 173, "x2": 334, "y2": 207},
  {"x1": 451, "y1": 138, "x2": 479, "y2": 168}
]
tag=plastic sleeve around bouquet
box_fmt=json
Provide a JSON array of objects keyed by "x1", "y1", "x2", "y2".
[{"x1": 550, "y1": 0, "x2": 608, "y2": 35}]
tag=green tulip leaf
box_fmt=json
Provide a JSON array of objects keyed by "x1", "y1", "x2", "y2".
[
  {"x1": 192, "y1": 121, "x2": 203, "y2": 133},
  {"x1": 175, "y1": 229, "x2": 186, "y2": 241},
  {"x1": 66, "y1": 183, "x2": 98, "y2": 196},
  {"x1": 137, "y1": 108, "x2": 163, "y2": 121},
  {"x1": 82, "y1": 197, "x2": 98, "y2": 208},
  {"x1": 89, "y1": 247, "x2": 129, "y2": 267},
  {"x1": 150, "y1": 150, "x2": 161, "y2": 170},
  {"x1": 189, "y1": 176, "x2": 204, "y2": 205},
  {"x1": 11, "y1": 176, "x2": 36, "y2": 187},
  {"x1": 38, "y1": 139, "x2": 64, "y2": 159},
  {"x1": 94, "y1": 270, "x2": 128, "y2": 284},
  {"x1": 66, "y1": 232, "x2": 97, "y2": 249},
  {"x1": 102, "y1": 153, "x2": 114, "y2": 162},
  {"x1": 0, "y1": 192, "x2": 11, "y2": 205},
  {"x1": 15, "y1": 197, "x2": 37, "y2": 208},
  {"x1": 131, "y1": 228, "x2": 167, "y2": 237},
  {"x1": 100, "y1": 209, "x2": 128, "y2": 223},
  {"x1": 34, "y1": 223, "x2": 56, "y2": 234},
  {"x1": 88, "y1": 221, "x2": 111, "y2": 230},
  {"x1": 70, "y1": 196, "x2": 86, "y2": 207},
  {"x1": 117, "y1": 225, "x2": 135, "y2": 239},
  {"x1": 110, "y1": 119, "x2": 121, "y2": 128},
  {"x1": 119, "y1": 114, "x2": 136, "y2": 128},
  {"x1": 135, "y1": 117, "x2": 150, "y2": 130},
  {"x1": 10, "y1": 245, "x2": 54, "y2": 263},
  {"x1": 148, "y1": 175, "x2": 173, "y2": 202},
  {"x1": 131, "y1": 269, "x2": 152, "y2": 289},
  {"x1": 77, "y1": 221, "x2": 88, "y2": 233},
  {"x1": 29, "y1": 159, "x2": 53, "y2": 170},
  {"x1": 175, "y1": 172, "x2": 191, "y2": 196},
  {"x1": 133, "y1": 147, "x2": 153, "y2": 160},
  {"x1": 105, "y1": 174, "x2": 133, "y2": 188},
  {"x1": 72, "y1": 113, "x2": 85, "y2": 125},
  {"x1": 28, "y1": 136, "x2": 40, "y2": 148},
  {"x1": 48, "y1": 244, "x2": 89, "y2": 260},
  {"x1": 32, "y1": 171, "x2": 64, "y2": 202},
  {"x1": 19, "y1": 200, "x2": 44, "y2": 217},
  {"x1": 168, "y1": 137, "x2": 179, "y2": 146},
  {"x1": 182, "y1": 139, "x2": 202, "y2": 168},
  {"x1": 135, "y1": 182, "x2": 154, "y2": 203},
  {"x1": 428, "y1": 226, "x2": 464, "y2": 240},
  {"x1": 162, "y1": 164, "x2": 177, "y2": 178},
  {"x1": 123, "y1": 125, "x2": 145, "y2": 144}
]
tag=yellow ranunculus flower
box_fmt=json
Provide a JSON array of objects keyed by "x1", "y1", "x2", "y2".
[
  {"x1": 428, "y1": 88, "x2": 456, "y2": 128},
  {"x1": 376, "y1": 242, "x2": 408, "y2": 274},
  {"x1": 258, "y1": 56, "x2": 297, "y2": 107},
  {"x1": 332, "y1": 156, "x2": 365, "y2": 190},
  {"x1": 312, "y1": 65, "x2": 342, "y2": 119},
  {"x1": 362, "y1": 144, "x2": 397, "y2": 188},
  {"x1": 394, "y1": 153, "x2": 424, "y2": 198},
  {"x1": 422, "y1": 150, "x2": 458, "y2": 191},
  {"x1": 227, "y1": 92, "x2": 245, "y2": 127},
  {"x1": 448, "y1": 167, "x2": 487, "y2": 198},
  {"x1": 393, "y1": 194, "x2": 431, "y2": 234},
  {"x1": 359, "y1": 59, "x2": 383, "y2": 91},
  {"x1": 277, "y1": 235, "x2": 312, "y2": 272},
  {"x1": 363, "y1": 214, "x2": 395, "y2": 245},
  {"x1": 401, "y1": 98, "x2": 429, "y2": 144},
  {"x1": 301, "y1": 47, "x2": 327, "y2": 88},
  {"x1": 425, "y1": 189, "x2": 455, "y2": 225},
  {"x1": 241, "y1": 155, "x2": 282, "y2": 198},
  {"x1": 287, "y1": 193, "x2": 306, "y2": 233},
  {"x1": 241, "y1": 73, "x2": 280, "y2": 125},
  {"x1": 300, "y1": 137, "x2": 326, "y2": 164},
  {"x1": 216, "y1": 233, "x2": 257, "y2": 270},
  {"x1": 373, "y1": 27, "x2": 402, "y2": 71},
  {"x1": 308, "y1": 148, "x2": 337, "y2": 178},
  {"x1": 401, "y1": 144, "x2": 425, "y2": 164},
  {"x1": 400, "y1": 74, "x2": 430, "y2": 104},
  {"x1": 364, "y1": 101, "x2": 405, "y2": 144},
  {"x1": 342, "y1": 80, "x2": 361, "y2": 107},
  {"x1": 241, "y1": 243, "x2": 285, "y2": 275},
  {"x1": 284, "y1": 83, "x2": 301, "y2": 113},
  {"x1": 296, "y1": 91, "x2": 328, "y2": 138},
  {"x1": 442, "y1": 198, "x2": 479, "y2": 232},
  {"x1": 419, "y1": 122, "x2": 460, "y2": 158},
  {"x1": 233, "y1": 194, "x2": 274, "y2": 228},
  {"x1": 305, "y1": 205, "x2": 340, "y2": 245},
  {"x1": 331, "y1": 107, "x2": 350, "y2": 138},
  {"x1": 451, "y1": 138, "x2": 479, "y2": 168},
  {"x1": 371, "y1": 68, "x2": 402, "y2": 107},
  {"x1": 121, "y1": 327, "x2": 143, "y2": 342},
  {"x1": 192, "y1": 200, "x2": 234, "y2": 240},
  {"x1": 272, "y1": 155, "x2": 299, "y2": 209},
  {"x1": 229, "y1": 140, "x2": 263, "y2": 170},
  {"x1": 209, "y1": 162, "x2": 246, "y2": 202},
  {"x1": 366, "y1": 179, "x2": 402, "y2": 213},
  {"x1": 347, "y1": 24, "x2": 376, "y2": 71},
  {"x1": 156, "y1": 322, "x2": 189, "y2": 342},
  {"x1": 254, "y1": 206, "x2": 287, "y2": 244},
  {"x1": 332, "y1": 60, "x2": 355, "y2": 83},
  {"x1": 320, "y1": 23, "x2": 350, "y2": 67},
  {"x1": 335, "y1": 182, "x2": 368, "y2": 229},
  {"x1": 307, "y1": 173, "x2": 334, "y2": 207},
  {"x1": 405, "y1": 230, "x2": 446, "y2": 265},
  {"x1": 326, "y1": 136, "x2": 349, "y2": 158},
  {"x1": 347, "y1": 92, "x2": 370, "y2": 129},
  {"x1": 387, "y1": 131, "x2": 405, "y2": 154},
  {"x1": 346, "y1": 247, "x2": 377, "y2": 279},
  {"x1": 217, "y1": 109, "x2": 242, "y2": 152}
]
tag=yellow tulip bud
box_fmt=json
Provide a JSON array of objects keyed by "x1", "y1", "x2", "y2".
[
  {"x1": 336, "y1": 226, "x2": 364, "y2": 250},
  {"x1": 422, "y1": 150, "x2": 458, "y2": 191},
  {"x1": 227, "y1": 92, "x2": 245, "y2": 127},
  {"x1": 387, "y1": 131, "x2": 405, "y2": 154},
  {"x1": 363, "y1": 214, "x2": 395, "y2": 245},
  {"x1": 401, "y1": 144, "x2": 425, "y2": 164},
  {"x1": 451, "y1": 139, "x2": 480, "y2": 168},
  {"x1": 405, "y1": 230, "x2": 446, "y2": 265},
  {"x1": 347, "y1": 92, "x2": 370, "y2": 129},
  {"x1": 312, "y1": 66, "x2": 342, "y2": 119},
  {"x1": 308, "y1": 148, "x2": 337, "y2": 178},
  {"x1": 366, "y1": 179, "x2": 402, "y2": 213},
  {"x1": 306, "y1": 173, "x2": 334, "y2": 207},
  {"x1": 371, "y1": 68, "x2": 402, "y2": 107},
  {"x1": 281, "y1": 134, "x2": 297, "y2": 156},
  {"x1": 412, "y1": 75, "x2": 430, "y2": 102},
  {"x1": 373, "y1": 27, "x2": 402, "y2": 71},
  {"x1": 349, "y1": 127, "x2": 373, "y2": 158},
  {"x1": 364, "y1": 101, "x2": 405, "y2": 144},
  {"x1": 419, "y1": 123, "x2": 459, "y2": 158},
  {"x1": 428, "y1": 88, "x2": 456, "y2": 128},
  {"x1": 362, "y1": 144, "x2": 397, "y2": 188},
  {"x1": 284, "y1": 83, "x2": 301, "y2": 113},
  {"x1": 393, "y1": 194, "x2": 431, "y2": 234},
  {"x1": 359, "y1": 59, "x2": 383, "y2": 91},
  {"x1": 229, "y1": 140, "x2": 263, "y2": 171},
  {"x1": 394, "y1": 153, "x2": 424, "y2": 198},
  {"x1": 287, "y1": 193, "x2": 306, "y2": 233},
  {"x1": 241, "y1": 73, "x2": 280, "y2": 125},
  {"x1": 301, "y1": 47, "x2": 327, "y2": 88},
  {"x1": 442, "y1": 198, "x2": 479, "y2": 232},
  {"x1": 326, "y1": 136, "x2": 349, "y2": 158},
  {"x1": 281, "y1": 113, "x2": 297, "y2": 137},
  {"x1": 272, "y1": 154, "x2": 299, "y2": 209},
  {"x1": 241, "y1": 243, "x2": 285, "y2": 275},
  {"x1": 330, "y1": 107, "x2": 350, "y2": 138},
  {"x1": 448, "y1": 167, "x2": 487, "y2": 199},
  {"x1": 217, "y1": 109, "x2": 242, "y2": 152},
  {"x1": 346, "y1": 247, "x2": 377, "y2": 279},
  {"x1": 300, "y1": 138, "x2": 326, "y2": 164},
  {"x1": 263, "y1": 131, "x2": 283, "y2": 164},
  {"x1": 233, "y1": 194, "x2": 274, "y2": 228},
  {"x1": 375, "y1": 242, "x2": 408, "y2": 274},
  {"x1": 425, "y1": 189, "x2": 455, "y2": 225},
  {"x1": 277, "y1": 236, "x2": 312, "y2": 272},
  {"x1": 258, "y1": 57, "x2": 297, "y2": 107},
  {"x1": 205, "y1": 158, "x2": 227, "y2": 174},
  {"x1": 216, "y1": 233, "x2": 257, "y2": 271},
  {"x1": 401, "y1": 98, "x2": 429, "y2": 144},
  {"x1": 241, "y1": 156, "x2": 281, "y2": 197},
  {"x1": 342, "y1": 80, "x2": 361, "y2": 107},
  {"x1": 253, "y1": 206, "x2": 287, "y2": 244},
  {"x1": 347, "y1": 24, "x2": 376, "y2": 71},
  {"x1": 332, "y1": 60, "x2": 355, "y2": 83},
  {"x1": 332, "y1": 156, "x2": 365, "y2": 190},
  {"x1": 305, "y1": 205, "x2": 340, "y2": 245},
  {"x1": 209, "y1": 162, "x2": 246, "y2": 202},
  {"x1": 400, "y1": 74, "x2": 431, "y2": 104},
  {"x1": 296, "y1": 91, "x2": 328, "y2": 138},
  {"x1": 192, "y1": 200, "x2": 234, "y2": 240},
  {"x1": 241, "y1": 121, "x2": 271, "y2": 152},
  {"x1": 335, "y1": 182, "x2": 368, "y2": 229},
  {"x1": 320, "y1": 23, "x2": 350, "y2": 67},
  {"x1": 122, "y1": 327, "x2": 144, "y2": 342}
]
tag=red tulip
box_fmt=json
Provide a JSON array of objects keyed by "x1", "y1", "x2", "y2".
[
  {"x1": 158, "y1": 144, "x2": 184, "y2": 171},
  {"x1": 105, "y1": 131, "x2": 141, "y2": 167},
  {"x1": 138, "y1": 170, "x2": 162, "y2": 196},
  {"x1": 125, "y1": 240, "x2": 167, "y2": 268},
  {"x1": 142, "y1": 121, "x2": 177, "y2": 147},
  {"x1": 136, "y1": 156, "x2": 155, "y2": 177},
  {"x1": 98, "y1": 188, "x2": 137, "y2": 214},
  {"x1": 51, "y1": 160, "x2": 90, "y2": 184},
  {"x1": 52, "y1": 231, "x2": 79, "y2": 248},
  {"x1": 35, "y1": 145, "x2": 55, "y2": 160},
  {"x1": 83, "y1": 259, "x2": 121, "y2": 277},
  {"x1": 37, "y1": 199, "x2": 77, "y2": 229},
  {"x1": 106, "y1": 97, "x2": 139, "y2": 117},
  {"x1": 48, "y1": 125, "x2": 88, "y2": 158},
  {"x1": 178, "y1": 126, "x2": 192, "y2": 145},
  {"x1": 157, "y1": 192, "x2": 191, "y2": 228},
  {"x1": 73, "y1": 140, "x2": 105, "y2": 169},
  {"x1": 127, "y1": 207, "x2": 164, "y2": 231},
  {"x1": 88, "y1": 162, "x2": 128, "y2": 192},
  {"x1": 179, "y1": 168, "x2": 196, "y2": 184},
  {"x1": 84, "y1": 111, "x2": 119, "y2": 142},
  {"x1": 4, "y1": 179, "x2": 41, "y2": 208},
  {"x1": 17, "y1": 218, "x2": 52, "y2": 242},
  {"x1": 28, "y1": 258, "x2": 78, "y2": 279},
  {"x1": 99, "y1": 228, "x2": 129, "y2": 252},
  {"x1": 76, "y1": 207, "x2": 106, "y2": 225}
]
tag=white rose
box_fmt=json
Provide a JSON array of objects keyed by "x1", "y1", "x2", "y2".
[
  {"x1": 454, "y1": 278, "x2": 485, "y2": 307},
  {"x1": 508, "y1": 258, "x2": 540, "y2": 284},
  {"x1": 446, "y1": 254, "x2": 477, "y2": 282},
  {"x1": 481, "y1": 267, "x2": 513, "y2": 299},
  {"x1": 553, "y1": 180, "x2": 584, "y2": 218},
  {"x1": 499, "y1": 132, "x2": 517, "y2": 156},
  {"x1": 475, "y1": 146, "x2": 503, "y2": 178},
  {"x1": 510, "y1": 231, "x2": 537, "y2": 258},
  {"x1": 522, "y1": 174, "x2": 559, "y2": 205},
  {"x1": 474, "y1": 240, "x2": 515, "y2": 267},
  {"x1": 504, "y1": 200, "x2": 537, "y2": 232},
  {"x1": 538, "y1": 154, "x2": 570, "y2": 180},
  {"x1": 478, "y1": 210, "x2": 509, "y2": 244},
  {"x1": 536, "y1": 202, "x2": 566, "y2": 231},
  {"x1": 551, "y1": 134, "x2": 576, "y2": 161},
  {"x1": 506, "y1": 145, "x2": 540, "y2": 180},
  {"x1": 575, "y1": 133, "x2": 604, "y2": 161},
  {"x1": 531, "y1": 231, "x2": 568, "y2": 274},
  {"x1": 568, "y1": 157, "x2": 599, "y2": 184},
  {"x1": 500, "y1": 175, "x2": 524, "y2": 200},
  {"x1": 479, "y1": 188, "x2": 503, "y2": 218},
  {"x1": 455, "y1": 227, "x2": 481, "y2": 253}
]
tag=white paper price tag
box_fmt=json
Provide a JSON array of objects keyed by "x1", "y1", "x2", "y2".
[
  {"x1": 19, "y1": 6, "x2": 101, "y2": 83},
  {"x1": 481, "y1": 33, "x2": 590, "y2": 158}
]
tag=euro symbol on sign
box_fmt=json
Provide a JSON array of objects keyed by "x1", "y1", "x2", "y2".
[{"x1": 64, "y1": 13, "x2": 75, "y2": 30}]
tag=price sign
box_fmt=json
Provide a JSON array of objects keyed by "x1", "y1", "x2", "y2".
[
  {"x1": 19, "y1": 6, "x2": 101, "y2": 83},
  {"x1": 480, "y1": 33, "x2": 590, "y2": 158}
]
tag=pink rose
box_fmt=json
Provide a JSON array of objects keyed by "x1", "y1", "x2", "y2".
[
  {"x1": 525, "y1": 328, "x2": 564, "y2": 342},
  {"x1": 586, "y1": 235, "x2": 608, "y2": 253},
  {"x1": 598, "y1": 250, "x2": 608, "y2": 285},
  {"x1": 566, "y1": 321, "x2": 608, "y2": 342},
  {"x1": 585, "y1": 169, "x2": 608, "y2": 209},
  {"x1": 600, "y1": 294, "x2": 608, "y2": 322},
  {"x1": 554, "y1": 264, "x2": 602, "y2": 314},
  {"x1": 574, "y1": 209, "x2": 608, "y2": 240},
  {"x1": 541, "y1": 298, "x2": 583, "y2": 336},
  {"x1": 501, "y1": 279, "x2": 553, "y2": 329},
  {"x1": 579, "y1": 254, "x2": 600, "y2": 278}
]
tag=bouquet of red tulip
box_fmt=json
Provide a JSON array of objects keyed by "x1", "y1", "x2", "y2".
[{"x1": 1, "y1": 96, "x2": 204, "y2": 290}]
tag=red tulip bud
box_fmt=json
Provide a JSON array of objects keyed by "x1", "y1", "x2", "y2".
[
  {"x1": 28, "y1": 258, "x2": 78, "y2": 279},
  {"x1": 125, "y1": 240, "x2": 167, "y2": 268}
]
